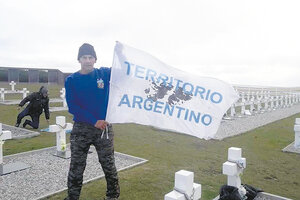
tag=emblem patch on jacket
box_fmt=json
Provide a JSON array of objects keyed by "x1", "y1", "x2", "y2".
[{"x1": 97, "y1": 78, "x2": 104, "y2": 89}]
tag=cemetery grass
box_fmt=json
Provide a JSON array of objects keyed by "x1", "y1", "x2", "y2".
[
  {"x1": 0, "y1": 104, "x2": 73, "y2": 153},
  {"x1": 1, "y1": 105, "x2": 300, "y2": 200}
]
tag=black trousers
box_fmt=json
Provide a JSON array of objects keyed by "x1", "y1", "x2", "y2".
[
  {"x1": 16, "y1": 107, "x2": 40, "y2": 129},
  {"x1": 66, "y1": 122, "x2": 120, "y2": 200}
]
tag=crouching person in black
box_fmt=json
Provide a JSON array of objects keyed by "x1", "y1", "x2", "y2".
[{"x1": 15, "y1": 86, "x2": 50, "y2": 129}]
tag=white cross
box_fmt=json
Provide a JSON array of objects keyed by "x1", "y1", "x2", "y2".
[
  {"x1": 285, "y1": 95, "x2": 288, "y2": 107},
  {"x1": 249, "y1": 94, "x2": 255, "y2": 113},
  {"x1": 270, "y1": 96, "x2": 275, "y2": 110},
  {"x1": 22, "y1": 88, "x2": 29, "y2": 99},
  {"x1": 9, "y1": 81, "x2": 16, "y2": 91},
  {"x1": 0, "y1": 123, "x2": 31, "y2": 175},
  {"x1": 49, "y1": 116, "x2": 73, "y2": 156},
  {"x1": 293, "y1": 94, "x2": 296, "y2": 104},
  {"x1": 255, "y1": 91, "x2": 259, "y2": 100},
  {"x1": 164, "y1": 170, "x2": 201, "y2": 200},
  {"x1": 246, "y1": 92, "x2": 250, "y2": 102},
  {"x1": 289, "y1": 94, "x2": 292, "y2": 106},
  {"x1": 222, "y1": 147, "x2": 246, "y2": 188},
  {"x1": 264, "y1": 92, "x2": 269, "y2": 110},
  {"x1": 0, "y1": 88, "x2": 5, "y2": 101},
  {"x1": 256, "y1": 92, "x2": 262, "y2": 112},
  {"x1": 280, "y1": 95, "x2": 284, "y2": 107},
  {"x1": 0, "y1": 123, "x2": 12, "y2": 168},
  {"x1": 60, "y1": 88, "x2": 65, "y2": 97},
  {"x1": 294, "y1": 118, "x2": 300, "y2": 148},
  {"x1": 241, "y1": 92, "x2": 245, "y2": 103},
  {"x1": 230, "y1": 104, "x2": 236, "y2": 117},
  {"x1": 275, "y1": 96, "x2": 279, "y2": 108},
  {"x1": 60, "y1": 88, "x2": 67, "y2": 108}
]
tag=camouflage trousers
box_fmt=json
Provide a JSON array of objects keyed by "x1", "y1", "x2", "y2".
[{"x1": 66, "y1": 122, "x2": 120, "y2": 200}]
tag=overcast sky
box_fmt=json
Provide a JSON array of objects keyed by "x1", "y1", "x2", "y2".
[{"x1": 0, "y1": 0, "x2": 300, "y2": 87}]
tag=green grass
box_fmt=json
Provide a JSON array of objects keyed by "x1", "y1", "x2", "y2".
[{"x1": 0, "y1": 84, "x2": 299, "y2": 200}]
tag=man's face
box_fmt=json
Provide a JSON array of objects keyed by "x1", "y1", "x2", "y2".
[{"x1": 79, "y1": 55, "x2": 96, "y2": 72}]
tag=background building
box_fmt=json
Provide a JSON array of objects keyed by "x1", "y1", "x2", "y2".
[{"x1": 0, "y1": 66, "x2": 71, "y2": 85}]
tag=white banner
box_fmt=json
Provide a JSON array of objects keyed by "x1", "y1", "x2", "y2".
[{"x1": 106, "y1": 42, "x2": 239, "y2": 139}]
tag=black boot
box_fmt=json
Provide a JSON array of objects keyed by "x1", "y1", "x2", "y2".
[{"x1": 22, "y1": 120, "x2": 28, "y2": 128}]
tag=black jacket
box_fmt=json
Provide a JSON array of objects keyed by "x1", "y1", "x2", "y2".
[{"x1": 19, "y1": 91, "x2": 50, "y2": 119}]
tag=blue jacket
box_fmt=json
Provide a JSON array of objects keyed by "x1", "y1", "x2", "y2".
[{"x1": 65, "y1": 67, "x2": 111, "y2": 125}]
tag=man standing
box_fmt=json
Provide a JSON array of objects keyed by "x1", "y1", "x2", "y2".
[
  {"x1": 64, "y1": 43, "x2": 120, "y2": 200},
  {"x1": 15, "y1": 86, "x2": 50, "y2": 129}
]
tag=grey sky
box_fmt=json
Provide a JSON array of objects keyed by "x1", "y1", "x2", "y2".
[{"x1": 0, "y1": 0, "x2": 299, "y2": 87}]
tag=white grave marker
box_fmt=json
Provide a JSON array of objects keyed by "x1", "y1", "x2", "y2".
[
  {"x1": 230, "y1": 104, "x2": 236, "y2": 117},
  {"x1": 0, "y1": 123, "x2": 30, "y2": 175},
  {"x1": 49, "y1": 116, "x2": 73, "y2": 159},
  {"x1": 256, "y1": 92, "x2": 263, "y2": 113},
  {"x1": 270, "y1": 96, "x2": 275, "y2": 110},
  {"x1": 0, "y1": 88, "x2": 5, "y2": 101},
  {"x1": 246, "y1": 92, "x2": 250, "y2": 102},
  {"x1": 222, "y1": 147, "x2": 246, "y2": 188},
  {"x1": 285, "y1": 95, "x2": 288, "y2": 107},
  {"x1": 294, "y1": 118, "x2": 300, "y2": 148},
  {"x1": 165, "y1": 170, "x2": 201, "y2": 200},
  {"x1": 22, "y1": 88, "x2": 29, "y2": 99},
  {"x1": 280, "y1": 95, "x2": 284, "y2": 108},
  {"x1": 249, "y1": 95, "x2": 255, "y2": 113},
  {"x1": 60, "y1": 88, "x2": 67, "y2": 108},
  {"x1": 263, "y1": 92, "x2": 269, "y2": 111},
  {"x1": 0, "y1": 123, "x2": 12, "y2": 168},
  {"x1": 275, "y1": 96, "x2": 279, "y2": 108},
  {"x1": 240, "y1": 102, "x2": 245, "y2": 115},
  {"x1": 9, "y1": 81, "x2": 16, "y2": 91}
]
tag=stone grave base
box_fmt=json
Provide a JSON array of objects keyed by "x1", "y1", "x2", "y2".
[
  {"x1": 52, "y1": 150, "x2": 72, "y2": 159},
  {"x1": 254, "y1": 192, "x2": 292, "y2": 200},
  {"x1": 49, "y1": 107, "x2": 68, "y2": 112},
  {"x1": 213, "y1": 192, "x2": 292, "y2": 200},
  {"x1": 222, "y1": 117, "x2": 235, "y2": 121},
  {"x1": 0, "y1": 161, "x2": 31, "y2": 175},
  {"x1": 282, "y1": 142, "x2": 300, "y2": 154},
  {"x1": 2, "y1": 123, "x2": 40, "y2": 139},
  {"x1": 48, "y1": 98, "x2": 64, "y2": 103},
  {"x1": 0, "y1": 99, "x2": 20, "y2": 105},
  {"x1": 0, "y1": 145, "x2": 147, "y2": 200}
]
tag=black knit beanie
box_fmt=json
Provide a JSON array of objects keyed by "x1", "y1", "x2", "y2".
[
  {"x1": 77, "y1": 43, "x2": 97, "y2": 60},
  {"x1": 39, "y1": 86, "x2": 48, "y2": 96}
]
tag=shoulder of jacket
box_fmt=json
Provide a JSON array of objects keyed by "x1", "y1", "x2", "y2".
[
  {"x1": 29, "y1": 92, "x2": 39, "y2": 99},
  {"x1": 97, "y1": 67, "x2": 111, "y2": 77},
  {"x1": 65, "y1": 73, "x2": 78, "y2": 85},
  {"x1": 66, "y1": 73, "x2": 76, "y2": 81},
  {"x1": 98, "y1": 67, "x2": 111, "y2": 72}
]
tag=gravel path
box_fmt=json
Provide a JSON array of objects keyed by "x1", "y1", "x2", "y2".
[
  {"x1": 49, "y1": 107, "x2": 68, "y2": 112},
  {"x1": 0, "y1": 146, "x2": 147, "y2": 200},
  {"x1": 214, "y1": 104, "x2": 300, "y2": 140},
  {"x1": 213, "y1": 192, "x2": 291, "y2": 200},
  {"x1": 2, "y1": 124, "x2": 40, "y2": 139}
]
